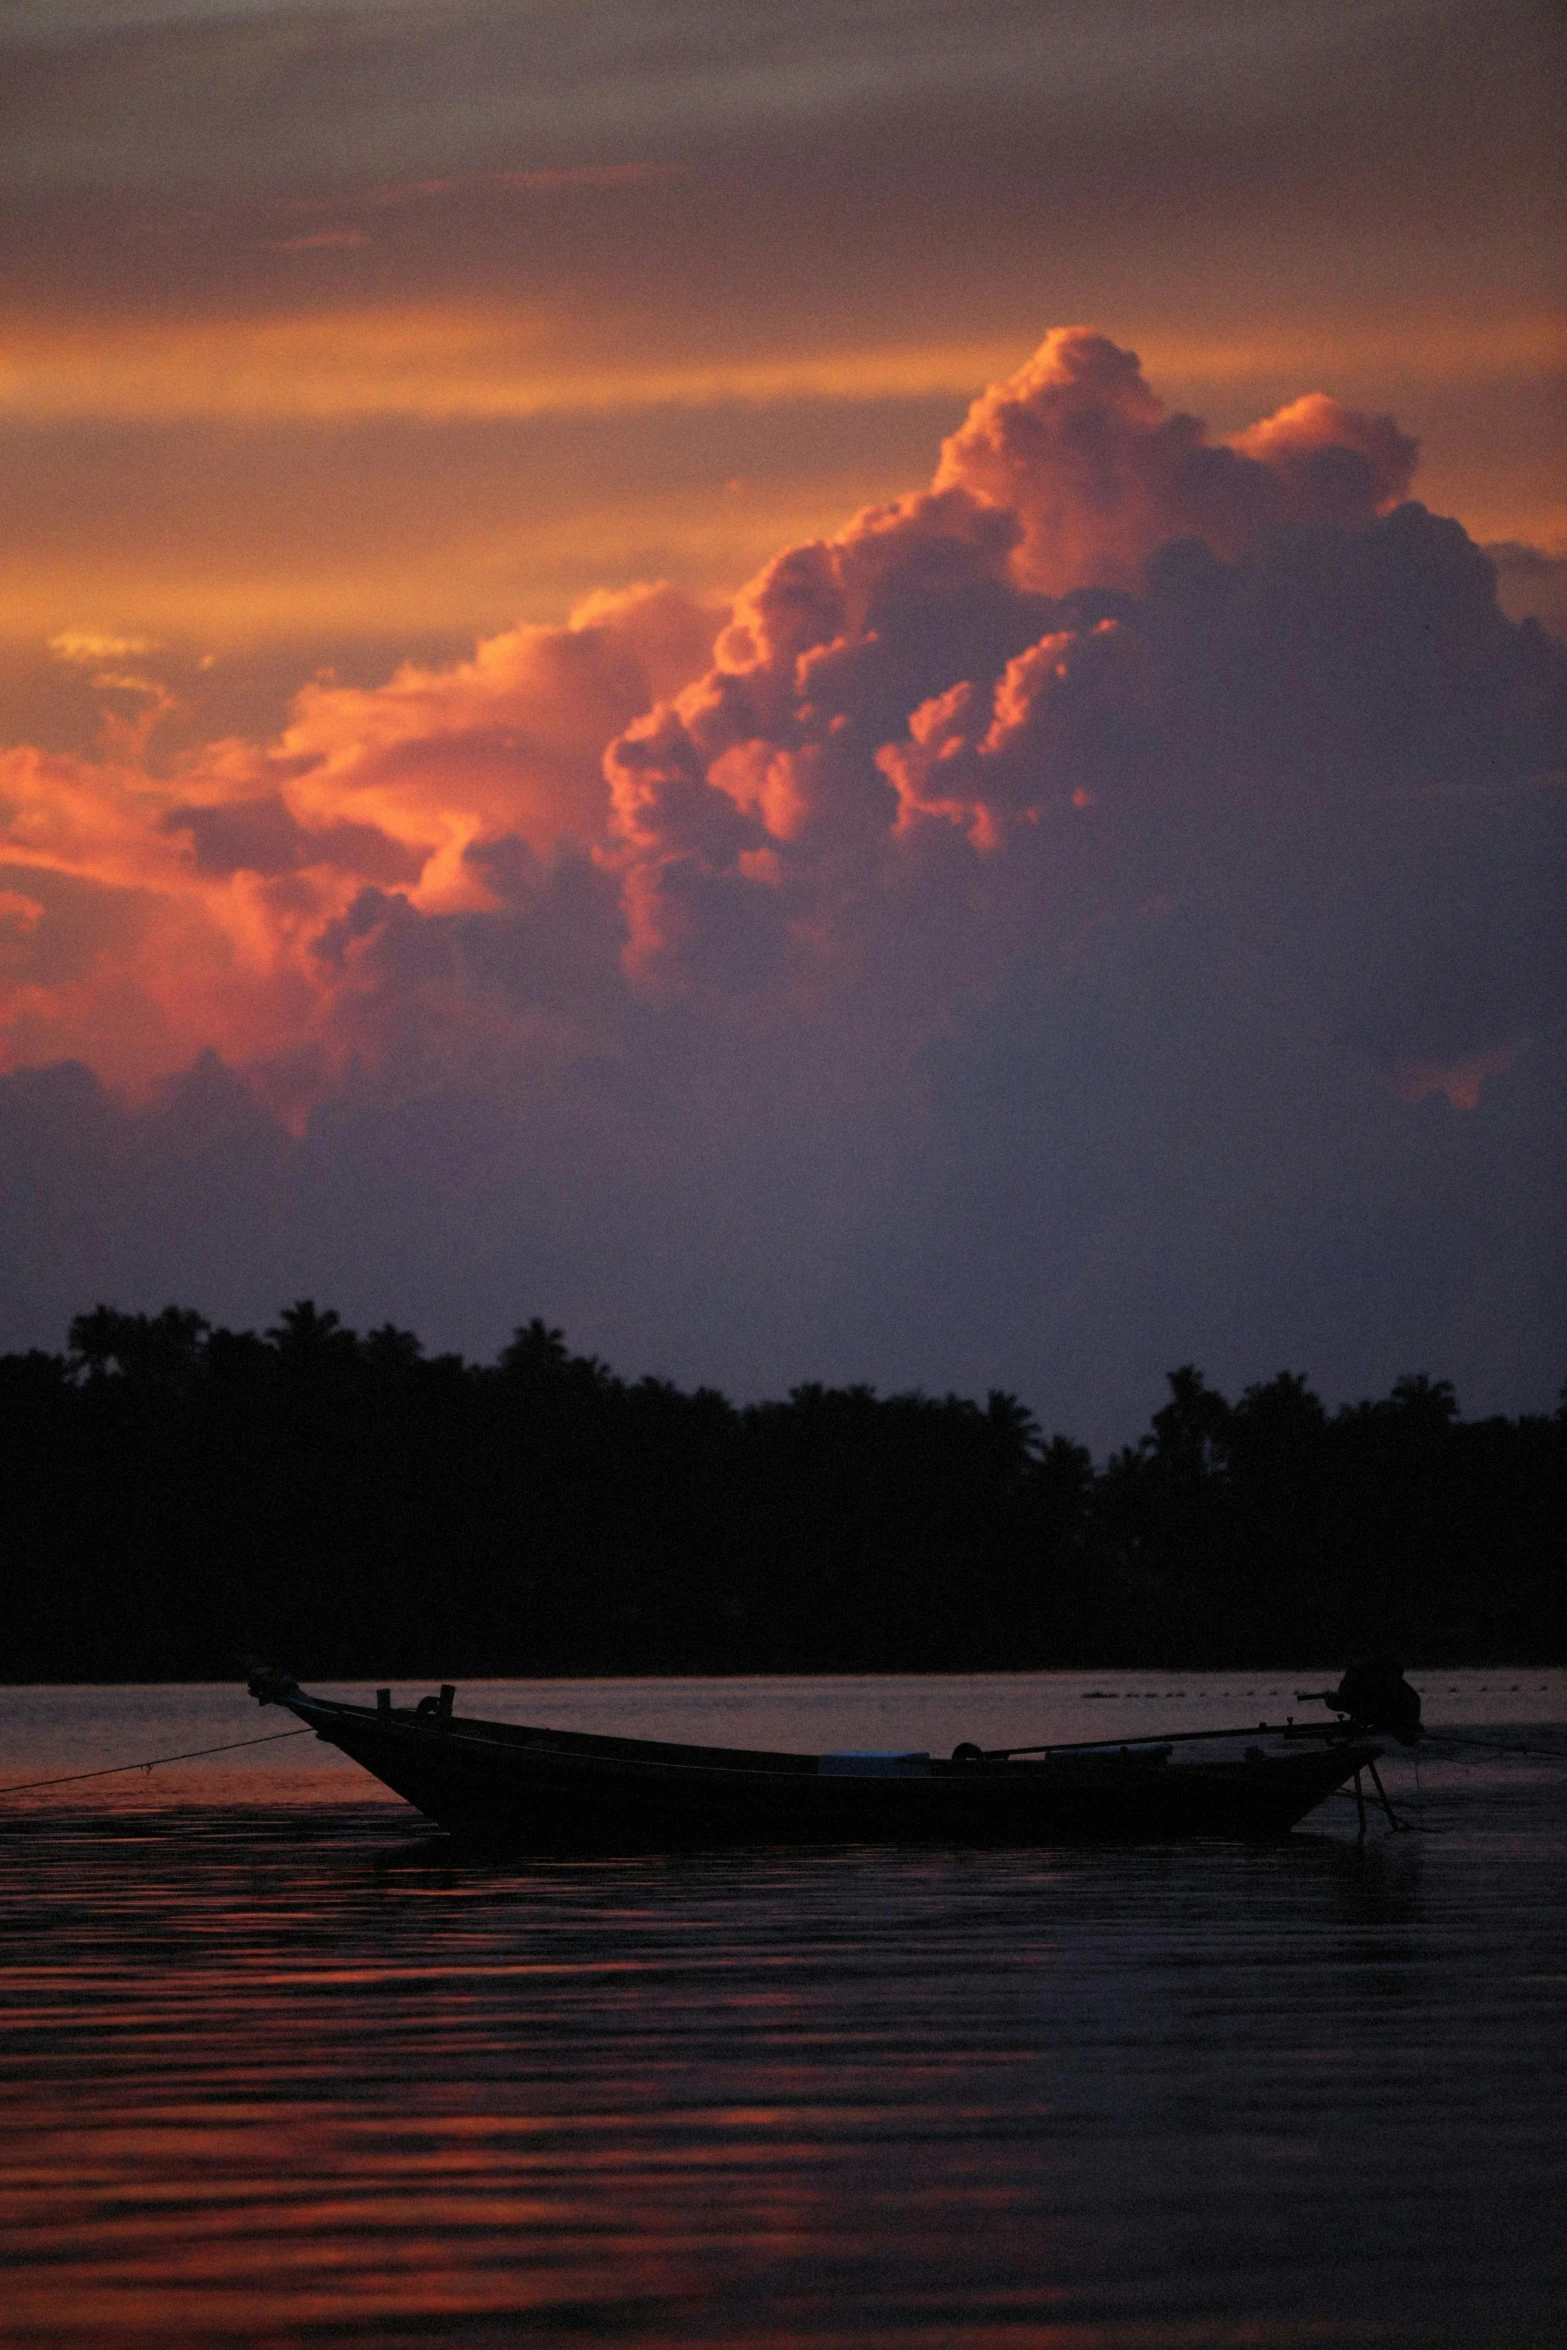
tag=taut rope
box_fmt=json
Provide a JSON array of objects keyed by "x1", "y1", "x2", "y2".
[{"x1": 0, "y1": 1727, "x2": 313, "y2": 1796}]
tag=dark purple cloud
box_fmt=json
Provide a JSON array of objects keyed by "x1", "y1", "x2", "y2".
[{"x1": 1, "y1": 332, "x2": 1562, "y2": 1443}]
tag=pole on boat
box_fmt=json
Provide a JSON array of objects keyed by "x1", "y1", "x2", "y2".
[{"x1": 984, "y1": 1719, "x2": 1319, "y2": 1758}]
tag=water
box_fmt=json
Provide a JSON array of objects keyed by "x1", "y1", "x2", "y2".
[{"x1": 2, "y1": 1674, "x2": 1564, "y2": 2349}]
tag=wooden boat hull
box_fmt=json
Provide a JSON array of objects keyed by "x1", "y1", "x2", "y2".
[{"x1": 263, "y1": 1686, "x2": 1384, "y2": 1848}]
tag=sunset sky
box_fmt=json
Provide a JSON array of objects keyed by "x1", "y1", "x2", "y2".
[{"x1": 1, "y1": 0, "x2": 1563, "y2": 1444}]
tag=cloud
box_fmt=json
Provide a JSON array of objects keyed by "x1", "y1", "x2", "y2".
[
  {"x1": 1, "y1": 578, "x2": 719, "y2": 1102},
  {"x1": 48, "y1": 632, "x2": 161, "y2": 666},
  {"x1": 268, "y1": 229, "x2": 368, "y2": 253},
  {"x1": 0, "y1": 887, "x2": 44, "y2": 938},
  {"x1": 163, "y1": 796, "x2": 425, "y2": 885},
  {"x1": 1391, "y1": 1040, "x2": 1533, "y2": 1114},
  {"x1": 934, "y1": 327, "x2": 1418, "y2": 592},
  {"x1": 0, "y1": 330, "x2": 1562, "y2": 1436},
  {"x1": 595, "y1": 338, "x2": 1556, "y2": 1029},
  {"x1": 1488, "y1": 541, "x2": 1567, "y2": 639},
  {"x1": 277, "y1": 579, "x2": 720, "y2": 896}
]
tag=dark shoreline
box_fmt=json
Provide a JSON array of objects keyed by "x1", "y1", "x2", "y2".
[{"x1": 6, "y1": 1304, "x2": 1562, "y2": 1684}]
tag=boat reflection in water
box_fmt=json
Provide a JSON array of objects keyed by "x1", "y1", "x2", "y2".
[{"x1": 248, "y1": 1663, "x2": 1413, "y2": 1846}]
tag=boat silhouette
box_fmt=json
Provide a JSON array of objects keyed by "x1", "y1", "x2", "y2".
[{"x1": 247, "y1": 1666, "x2": 1404, "y2": 1846}]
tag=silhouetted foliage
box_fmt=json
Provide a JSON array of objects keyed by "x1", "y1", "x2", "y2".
[{"x1": 1, "y1": 1309, "x2": 1560, "y2": 1678}]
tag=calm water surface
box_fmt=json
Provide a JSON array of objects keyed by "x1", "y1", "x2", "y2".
[{"x1": 2, "y1": 1673, "x2": 1564, "y2": 2350}]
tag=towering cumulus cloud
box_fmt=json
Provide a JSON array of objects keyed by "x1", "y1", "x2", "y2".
[
  {"x1": 1, "y1": 332, "x2": 1562, "y2": 1438},
  {"x1": 933, "y1": 330, "x2": 1419, "y2": 592}
]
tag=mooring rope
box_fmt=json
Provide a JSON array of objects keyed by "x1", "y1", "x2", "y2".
[{"x1": 0, "y1": 1727, "x2": 313, "y2": 1796}]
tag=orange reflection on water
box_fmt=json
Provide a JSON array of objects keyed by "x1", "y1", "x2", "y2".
[{"x1": 2, "y1": 1682, "x2": 1564, "y2": 2347}]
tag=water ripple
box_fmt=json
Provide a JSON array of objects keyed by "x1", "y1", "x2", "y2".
[{"x1": 2, "y1": 1686, "x2": 1564, "y2": 2347}]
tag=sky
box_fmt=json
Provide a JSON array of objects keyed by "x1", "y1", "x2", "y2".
[{"x1": 0, "y1": 0, "x2": 1563, "y2": 1447}]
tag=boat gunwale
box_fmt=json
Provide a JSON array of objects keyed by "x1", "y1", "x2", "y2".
[{"x1": 275, "y1": 1691, "x2": 1382, "y2": 1782}]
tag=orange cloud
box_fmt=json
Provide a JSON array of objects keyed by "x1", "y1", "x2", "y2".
[
  {"x1": 0, "y1": 582, "x2": 720, "y2": 1100},
  {"x1": 0, "y1": 308, "x2": 1038, "y2": 425},
  {"x1": 0, "y1": 885, "x2": 44, "y2": 936},
  {"x1": 48, "y1": 632, "x2": 161, "y2": 666},
  {"x1": 601, "y1": 332, "x2": 1453, "y2": 978},
  {"x1": 0, "y1": 330, "x2": 1558, "y2": 1132},
  {"x1": 268, "y1": 229, "x2": 369, "y2": 253},
  {"x1": 278, "y1": 582, "x2": 718, "y2": 904},
  {"x1": 1391, "y1": 1040, "x2": 1531, "y2": 1113},
  {"x1": 1231, "y1": 393, "x2": 1417, "y2": 526},
  {"x1": 936, "y1": 327, "x2": 1417, "y2": 593}
]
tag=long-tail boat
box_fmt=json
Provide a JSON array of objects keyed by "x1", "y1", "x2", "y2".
[{"x1": 247, "y1": 1661, "x2": 1417, "y2": 1846}]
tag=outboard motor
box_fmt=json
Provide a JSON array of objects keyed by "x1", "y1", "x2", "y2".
[
  {"x1": 1323, "y1": 1656, "x2": 1423, "y2": 1744},
  {"x1": 246, "y1": 1661, "x2": 300, "y2": 1706}
]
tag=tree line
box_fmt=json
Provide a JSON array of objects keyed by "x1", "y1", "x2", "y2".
[{"x1": 2, "y1": 1303, "x2": 1561, "y2": 1681}]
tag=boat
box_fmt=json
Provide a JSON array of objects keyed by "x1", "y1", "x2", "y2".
[{"x1": 246, "y1": 1665, "x2": 1411, "y2": 1847}]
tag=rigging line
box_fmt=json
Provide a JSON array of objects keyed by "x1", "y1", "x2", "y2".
[
  {"x1": 0, "y1": 1727, "x2": 314, "y2": 1795},
  {"x1": 1420, "y1": 1732, "x2": 1567, "y2": 1759}
]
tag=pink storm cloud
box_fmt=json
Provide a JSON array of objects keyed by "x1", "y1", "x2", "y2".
[{"x1": 0, "y1": 331, "x2": 1561, "y2": 1435}]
